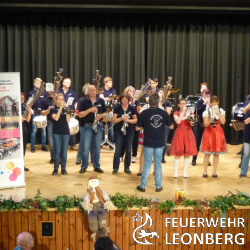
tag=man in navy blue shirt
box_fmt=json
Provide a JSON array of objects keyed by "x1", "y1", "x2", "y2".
[
  {"x1": 144, "y1": 78, "x2": 159, "y2": 103},
  {"x1": 100, "y1": 76, "x2": 116, "y2": 146},
  {"x1": 29, "y1": 78, "x2": 48, "y2": 153},
  {"x1": 78, "y1": 85, "x2": 107, "y2": 174},
  {"x1": 136, "y1": 93, "x2": 173, "y2": 192},
  {"x1": 58, "y1": 78, "x2": 78, "y2": 150}
]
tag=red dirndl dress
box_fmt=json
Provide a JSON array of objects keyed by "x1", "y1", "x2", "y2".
[
  {"x1": 201, "y1": 121, "x2": 227, "y2": 154},
  {"x1": 170, "y1": 111, "x2": 197, "y2": 157}
]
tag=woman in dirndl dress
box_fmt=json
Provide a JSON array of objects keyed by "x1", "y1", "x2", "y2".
[
  {"x1": 201, "y1": 95, "x2": 227, "y2": 178},
  {"x1": 170, "y1": 98, "x2": 197, "y2": 178}
]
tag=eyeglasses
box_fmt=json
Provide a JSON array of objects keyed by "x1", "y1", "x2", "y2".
[{"x1": 179, "y1": 103, "x2": 186, "y2": 105}]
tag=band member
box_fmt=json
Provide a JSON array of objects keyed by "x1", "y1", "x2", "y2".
[
  {"x1": 50, "y1": 93, "x2": 70, "y2": 175},
  {"x1": 11, "y1": 99, "x2": 18, "y2": 116},
  {"x1": 192, "y1": 86, "x2": 210, "y2": 166},
  {"x1": 78, "y1": 85, "x2": 107, "y2": 174},
  {"x1": 124, "y1": 86, "x2": 141, "y2": 163},
  {"x1": 99, "y1": 76, "x2": 117, "y2": 145},
  {"x1": 145, "y1": 78, "x2": 159, "y2": 103},
  {"x1": 136, "y1": 93, "x2": 173, "y2": 192},
  {"x1": 41, "y1": 91, "x2": 54, "y2": 164},
  {"x1": 170, "y1": 98, "x2": 197, "y2": 178},
  {"x1": 112, "y1": 93, "x2": 137, "y2": 175},
  {"x1": 21, "y1": 92, "x2": 32, "y2": 171},
  {"x1": 58, "y1": 78, "x2": 78, "y2": 150},
  {"x1": 159, "y1": 88, "x2": 172, "y2": 163},
  {"x1": 29, "y1": 78, "x2": 48, "y2": 153},
  {"x1": 201, "y1": 96, "x2": 226, "y2": 178}
]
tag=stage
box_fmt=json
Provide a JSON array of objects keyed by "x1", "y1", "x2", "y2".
[{"x1": 0, "y1": 143, "x2": 249, "y2": 202}]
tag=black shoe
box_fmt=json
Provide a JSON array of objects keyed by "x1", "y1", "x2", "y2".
[
  {"x1": 94, "y1": 168, "x2": 104, "y2": 173},
  {"x1": 212, "y1": 174, "x2": 217, "y2": 178},
  {"x1": 49, "y1": 159, "x2": 54, "y2": 164},
  {"x1": 31, "y1": 148, "x2": 35, "y2": 153},
  {"x1": 203, "y1": 173, "x2": 208, "y2": 178},
  {"x1": 112, "y1": 170, "x2": 118, "y2": 175},
  {"x1": 192, "y1": 159, "x2": 196, "y2": 166},
  {"x1": 124, "y1": 169, "x2": 132, "y2": 175},
  {"x1": 156, "y1": 187, "x2": 163, "y2": 192},
  {"x1": 61, "y1": 169, "x2": 68, "y2": 175},
  {"x1": 237, "y1": 151, "x2": 242, "y2": 155},
  {"x1": 52, "y1": 169, "x2": 58, "y2": 175},
  {"x1": 76, "y1": 159, "x2": 81, "y2": 165},
  {"x1": 79, "y1": 168, "x2": 86, "y2": 174},
  {"x1": 161, "y1": 159, "x2": 166, "y2": 163},
  {"x1": 136, "y1": 186, "x2": 145, "y2": 192},
  {"x1": 239, "y1": 174, "x2": 246, "y2": 178},
  {"x1": 42, "y1": 147, "x2": 49, "y2": 152},
  {"x1": 137, "y1": 173, "x2": 142, "y2": 176},
  {"x1": 208, "y1": 162, "x2": 211, "y2": 166},
  {"x1": 24, "y1": 167, "x2": 29, "y2": 171}
]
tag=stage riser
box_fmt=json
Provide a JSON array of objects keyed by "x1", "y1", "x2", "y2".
[{"x1": 0, "y1": 209, "x2": 249, "y2": 249}]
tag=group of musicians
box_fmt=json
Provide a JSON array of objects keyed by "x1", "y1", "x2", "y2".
[{"x1": 21, "y1": 76, "x2": 248, "y2": 187}]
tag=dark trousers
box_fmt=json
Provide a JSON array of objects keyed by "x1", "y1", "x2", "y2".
[
  {"x1": 132, "y1": 129, "x2": 140, "y2": 157},
  {"x1": 193, "y1": 122, "x2": 204, "y2": 160},
  {"x1": 22, "y1": 130, "x2": 28, "y2": 156}
]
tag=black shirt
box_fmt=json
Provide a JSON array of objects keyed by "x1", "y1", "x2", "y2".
[
  {"x1": 21, "y1": 104, "x2": 28, "y2": 132},
  {"x1": 58, "y1": 88, "x2": 78, "y2": 110},
  {"x1": 197, "y1": 99, "x2": 207, "y2": 123},
  {"x1": 163, "y1": 100, "x2": 172, "y2": 109},
  {"x1": 28, "y1": 89, "x2": 48, "y2": 116},
  {"x1": 41, "y1": 97, "x2": 53, "y2": 120},
  {"x1": 137, "y1": 107, "x2": 172, "y2": 148},
  {"x1": 50, "y1": 106, "x2": 70, "y2": 135},
  {"x1": 113, "y1": 104, "x2": 136, "y2": 132},
  {"x1": 243, "y1": 110, "x2": 250, "y2": 143},
  {"x1": 77, "y1": 97, "x2": 107, "y2": 124}
]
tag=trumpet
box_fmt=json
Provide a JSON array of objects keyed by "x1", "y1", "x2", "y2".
[
  {"x1": 121, "y1": 111, "x2": 131, "y2": 135},
  {"x1": 92, "y1": 113, "x2": 99, "y2": 132},
  {"x1": 64, "y1": 106, "x2": 75, "y2": 117}
]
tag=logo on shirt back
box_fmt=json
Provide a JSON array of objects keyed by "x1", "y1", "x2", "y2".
[{"x1": 150, "y1": 114, "x2": 162, "y2": 128}]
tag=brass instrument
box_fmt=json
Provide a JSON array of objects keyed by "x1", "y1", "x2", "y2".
[
  {"x1": 22, "y1": 82, "x2": 46, "y2": 118},
  {"x1": 121, "y1": 111, "x2": 131, "y2": 135},
  {"x1": 92, "y1": 113, "x2": 98, "y2": 132},
  {"x1": 53, "y1": 68, "x2": 64, "y2": 105},
  {"x1": 133, "y1": 78, "x2": 152, "y2": 102},
  {"x1": 161, "y1": 76, "x2": 173, "y2": 104},
  {"x1": 92, "y1": 70, "x2": 104, "y2": 94}
]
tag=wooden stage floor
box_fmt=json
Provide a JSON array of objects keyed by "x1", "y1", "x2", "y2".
[{"x1": 1, "y1": 144, "x2": 250, "y2": 202}]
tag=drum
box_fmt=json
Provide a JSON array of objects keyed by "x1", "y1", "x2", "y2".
[
  {"x1": 69, "y1": 118, "x2": 79, "y2": 135},
  {"x1": 230, "y1": 102, "x2": 245, "y2": 131},
  {"x1": 107, "y1": 111, "x2": 113, "y2": 119},
  {"x1": 33, "y1": 116, "x2": 47, "y2": 128}
]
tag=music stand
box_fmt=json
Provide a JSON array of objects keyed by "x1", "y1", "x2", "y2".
[{"x1": 101, "y1": 118, "x2": 115, "y2": 152}]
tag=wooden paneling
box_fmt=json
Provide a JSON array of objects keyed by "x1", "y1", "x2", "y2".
[{"x1": 0, "y1": 208, "x2": 250, "y2": 250}]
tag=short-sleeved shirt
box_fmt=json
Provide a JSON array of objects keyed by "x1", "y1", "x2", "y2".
[
  {"x1": 163, "y1": 100, "x2": 172, "y2": 109},
  {"x1": 58, "y1": 88, "x2": 78, "y2": 110},
  {"x1": 144, "y1": 86, "x2": 159, "y2": 98},
  {"x1": 130, "y1": 100, "x2": 141, "y2": 117},
  {"x1": 50, "y1": 106, "x2": 70, "y2": 135},
  {"x1": 137, "y1": 107, "x2": 172, "y2": 148},
  {"x1": 41, "y1": 97, "x2": 53, "y2": 120},
  {"x1": 101, "y1": 87, "x2": 116, "y2": 98},
  {"x1": 113, "y1": 104, "x2": 136, "y2": 132},
  {"x1": 77, "y1": 97, "x2": 107, "y2": 124},
  {"x1": 243, "y1": 110, "x2": 250, "y2": 143},
  {"x1": 28, "y1": 89, "x2": 48, "y2": 116}
]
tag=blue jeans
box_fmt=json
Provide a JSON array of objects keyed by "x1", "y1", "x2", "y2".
[
  {"x1": 240, "y1": 142, "x2": 250, "y2": 175},
  {"x1": 140, "y1": 146, "x2": 164, "y2": 189},
  {"x1": 47, "y1": 120, "x2": 54, "y2": 159},
  {"x1": 113, "y1": 130, "x2": 134, "y2": 170},
  {"x1": 162, "y1": 125, "x2": 170, "y2": 159},
  {"x1": 81, "y1": 123, "x2": 103, "y2": 169},
  {"x1": 30, "y1": 115, "x2": 46, "y2": 148},
  {"x1": 53, "y1": 134, "x2": 70, "y2": 169}
]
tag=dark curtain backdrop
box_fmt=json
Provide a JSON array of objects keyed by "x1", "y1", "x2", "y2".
[{"x1": 0, "y1": 11, "x2": 250, "y2": 143}]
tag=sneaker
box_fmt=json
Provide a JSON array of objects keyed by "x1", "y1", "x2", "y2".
[
  {"x1": 52, "y1": 169, "x2": 58, "y2": 175},
  {"x1": 94, "y1": 168, "x2": 104, "y2": 173},
  {"x1": 30, "y1": 148, "x2": 35, "y2": 153},
  {"x1": 112, "y1": 169, "x2": 118, "y2": 175},
  {"x1": 161, "y1": 159, "x2": 166, "y2": 163},
  {"x1": 49, "y1": 159, "x2": 54, "y2": 164},
  {"x1": 61, "y1": 169, "x2": 68, "y2": 175},
  {"x1": 24, "y1": 167, "x2": 29, "y2": 171},
  {"x1": 191, "y1": 159, "x2": 196, "y2": 166},
  {"x1": 79, "y1": 168, "x2": 86, "y2": 174},
  {"x1": 124, "y1": 169, "x2": 132, "y2": 175},
  {"x1": 136, "y1": 186, "x2": 145, "y2": 192},
  {"x1": 41, "y1": 147, "x2": 49, "y2": 152},
  {"x1": 156, "y1": 187, "x2": 163, "y2": 192},
  {"x1": 239, "y1": 174, "x2": 246, "y2": 178},
  {"x1": 132, "y1": 156, "x2": 136, "y2": 163},
  {"x1": 76, "y1": 159, "x2": 81, "y2": 165}
]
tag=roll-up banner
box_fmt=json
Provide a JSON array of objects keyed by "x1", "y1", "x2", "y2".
[{"x1": 0, "y1": 72, "x2": 25, "y2": 189}]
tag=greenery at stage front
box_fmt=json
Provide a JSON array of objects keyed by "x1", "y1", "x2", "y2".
[{"x1": 0, "y1": 189, "x2": 250, "y2": 215}]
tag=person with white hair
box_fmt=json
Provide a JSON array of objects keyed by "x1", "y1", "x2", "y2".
[{"x1": 14, "y1": 232, "x2": 34, "y2": 250}]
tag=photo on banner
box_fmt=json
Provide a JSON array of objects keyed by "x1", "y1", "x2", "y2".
[{"x1": 0, "y1": 72, "x2": 25, "y2": 189}]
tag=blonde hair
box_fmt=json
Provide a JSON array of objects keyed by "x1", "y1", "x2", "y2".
[
  {"x1": 124, "y1": 86, "x2": 135, "y2": 94},
  {"x1": 34, "y1": 78, "x2": 42, "y2": 83},
  {"x1": 82, "y1": 83, "x2": 90, "y2": 96},
  {"x1": 104, "y1": 77, "x2": 112, "y2": 84},
  {"x1": 55, "y1": 93, "x2": 64, "y2": 100}
]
